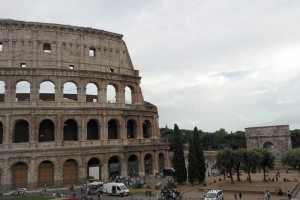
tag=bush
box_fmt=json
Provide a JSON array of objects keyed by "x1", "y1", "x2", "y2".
[
  {"x1": 166, "y1": 180, "x2": 177, "y2": 189},
  {"x1": 132, "y1": 182, "x2": 143, "y2": 189}
]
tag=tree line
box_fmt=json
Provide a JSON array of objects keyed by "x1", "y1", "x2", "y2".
[{"x1": 161, "y1": 127, "x2": 300, "y2": 150}]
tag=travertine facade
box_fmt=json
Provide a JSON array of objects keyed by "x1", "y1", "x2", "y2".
[
  {"x1": 245, "y1": 125, "x2": 292, "y2": 158},
  {"x1": 0, "y1": 19, "x2": 169, "y2": 190}
]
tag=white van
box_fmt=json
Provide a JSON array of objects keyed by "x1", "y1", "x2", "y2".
[
  {"x1": 102, "y1": 182, "x2": 129, "y2": 196},
  {"x1": 204, "y1": 189, "x2": 224, "y2": 200}
]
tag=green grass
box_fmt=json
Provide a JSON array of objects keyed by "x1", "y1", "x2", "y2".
[{"x1": 2, "y1": 196, "x2": 53, "y2": 200}]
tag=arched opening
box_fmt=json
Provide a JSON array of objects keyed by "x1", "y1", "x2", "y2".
[
  {"x1": 107, "y1": 85, "x2": 116, "y2": 103},
  {"x1": 263, "y1": 141, "x2": 274, "y2": 153},
  {"x1": 144, "y1": 154, "x2": 153, "y2": 175},
  {"x1": 143, "y1": 120, "x2": 152, "y2": 138},
  {"x1": 39, "y1": 81, "x2": 55, "y2": 101},
  {"x1": 63, "y1": 159, "x2": 78, "y2": 184},
  {"x1": 127, "y1": 119, "x2": 137, "y2": 138},
  {"x1": 158, "y1": 153, "x2": 165, "y2": 174},
  {"x1": 38, "y1": 161, "x2": 54, "y2": 186},
  {"x1": 108, "y1": 156, "x2": 120, "y2": 178},
  {"x1": 0, "y1": 80, "x2": 5, "y2": 102},
  {"x1": 87, "y1": 158, "x2": 101, "y2": 181},
  {"x1": 63, "y1": 82, "x2": 77, "y2": 101},
  {"x1": 12, "y1": 162, "x2": 28, "y2": 188},
  {"x1": 86, "y1": 83, "x2": 98, "y2": 102},
  {"x1": 63, "y1": 119, "x2": 78, "y2": 141},
  {"x1": 87, "y1": 120, "x2": 99, "y2": 140},
  {"x1": 0, "y1": 121, "x2": 3, "y2": 144},
  {"x1": 16, "y1": 81, "x2": 30, "y2": 101},
  {"x1": 128, "y1": 155, "x2": 139, "y2": 177},
  {"x1": 108, "y1": 119, "x2": 118, "y2": 139},
  {"x1": 14, "y1": 120, "x2": 29, "y2": 143},
  {"x1": 125, "y1": 86, "x2": 132, "y2": 104},
  {"x1": 39, "y1": 119, "x2": 55, "y2": 142}
]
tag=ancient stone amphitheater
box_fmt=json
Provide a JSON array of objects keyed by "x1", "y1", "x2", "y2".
[{"x1": 0, "y1": 19, "x2": 169, "y2": 189}]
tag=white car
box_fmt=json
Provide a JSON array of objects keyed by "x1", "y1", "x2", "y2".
[
  {"x1": 8, "y1": 188, "x2": 27, "y2": 196},
  {"x1": 204, "y1": 189, "x2": 223, "y2": 200}
]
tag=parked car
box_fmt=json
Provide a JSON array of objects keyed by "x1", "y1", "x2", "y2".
[{"x1": 8, "y1": 188, "x2": 27, "y2": 196}]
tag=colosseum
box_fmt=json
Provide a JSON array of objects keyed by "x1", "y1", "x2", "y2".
[{"x1": 0, "y1": 19, "x2": 169, "y2": 190}]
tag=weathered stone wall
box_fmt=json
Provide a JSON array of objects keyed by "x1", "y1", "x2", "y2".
[
  {"x1": 245, "y1": 125, "x2": 292, "y2": 158},
  {"x1": 0, "y1": 19, "x2": 169, "y2": 190}
]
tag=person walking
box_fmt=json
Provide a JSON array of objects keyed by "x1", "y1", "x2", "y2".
[
  {"x1": 234, "y1": 193, "x2": 237, "y2": 200},
  {"x1": 287, "y1": 190, "x2": 292, "y2": 200},
  {"x1": 239, "y1": 192, "x2": 242, "y2": 200}
]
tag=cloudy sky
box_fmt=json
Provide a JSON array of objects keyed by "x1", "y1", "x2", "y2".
[{"x1": 1, "y1": 0, "x2": 300, "y2": 132}]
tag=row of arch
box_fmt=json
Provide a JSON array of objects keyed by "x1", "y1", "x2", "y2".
[
  {"x1": 0, "y1": 118, "x2": 153, "y2": 144},
  {"x1": 6, "y1": 153, "x2": 166, "y2": 188},
  {"x1": 0, "y1": 80, "x2": 137, "y2": 104}
]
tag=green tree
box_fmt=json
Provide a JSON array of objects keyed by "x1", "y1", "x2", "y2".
[
  {"x1": 290, "y1": 129, "x2": 300, "y2": 148},
  {"x1": 193, "y1": 127, "x2": 206, "y2": 183},
  {"x1": 233, "y1": 148, "x2": 246, "y2": 182},
  {"x1": 257, "y1": 150, "x2": 275, "y2": 182},
  {"x1": 216, "y1": 148, "x2": 235, "y2": 184},
  {"x1": 172, "y1": 124, "x2": 187, "y2": 183},
  {"x1": 241, "y1": 149, "x2": 261, "y2": 182},
  {"x1": 281, "y1": 148, "x2": 300, "y2": 171},
  {"x1": 188, "y1": 134, "x2": 199, "y2": 185}
]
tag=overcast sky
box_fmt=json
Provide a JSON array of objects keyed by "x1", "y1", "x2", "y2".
[{"x1": 1, "y1": 0, "x2": 300, "y2": 132}]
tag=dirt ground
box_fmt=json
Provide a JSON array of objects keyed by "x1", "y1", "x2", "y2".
[{"x1": 179, "y1": 169, "x2": 300, "y2": 200}]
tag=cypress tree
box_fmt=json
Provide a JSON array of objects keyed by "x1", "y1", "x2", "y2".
[
  {"x1": 188, "y1": 134, "x2": 199, "y2": 185},
  {"x1": 172, "y1": 124, "x2": 187, "y2": 183},
  {"x1": 193, "y1": 127, "x2": 206, "y2": 183}
]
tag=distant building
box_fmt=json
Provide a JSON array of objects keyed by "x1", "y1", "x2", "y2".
[{"x1": 245, "y1": 125, "x2": 292, "y2": 158}]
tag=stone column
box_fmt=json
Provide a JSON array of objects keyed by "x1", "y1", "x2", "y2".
[
  {"x1": 139, "y1": 152, "x2": 145, "y2": 176},
  {"x1": 4, "y1": 115, "x2": 10, "y2": 144}
]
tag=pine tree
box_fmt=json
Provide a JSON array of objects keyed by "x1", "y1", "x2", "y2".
[
  {"x1": 172, "y1": 124, "x2": 187, "y2": 183},
  {"x1": 193, "y1": 127, "x2": 206, "y2": 183},
  {"x1": 188, "y1": 134, "x2": 199, "y2": 185}
]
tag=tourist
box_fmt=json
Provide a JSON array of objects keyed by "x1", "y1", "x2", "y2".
[
  {"x1": 239, "y1": 192, "x2": 242, "y2": 200},
  {"x1": 287, "y1": 190, "x2": 292, "y2": 200},
  {"x1": 234, "y1": 193, "x2": 237, "y2": 200}
]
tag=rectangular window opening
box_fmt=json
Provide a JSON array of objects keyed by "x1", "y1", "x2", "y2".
[
  {"x1": 110, "y1": 68, "x2": 114, "y2": 73},
  {"x1": 20, "y1": 63, "x2": 26, "y2": 68},
  {"x1": 89, "y1": 48, "x2": 96, "y2": 57},
  {"x1": 43, "y1": 43, "x2": 52, "y2": 53},
  {"x1": 0, "y1": 42, "x2": 2, "y2": 51},
  {"x1": 69, "y1": 65, "x2": 74, "y2": 69}
]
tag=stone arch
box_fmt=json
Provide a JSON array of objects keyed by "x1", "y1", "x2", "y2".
[
  {"x1": 11, "y1": 162, "x2": 28, "y2": 188},
  {"x1": 16, "y1": 80, "x2": 30, "y2": 101},
  {"x1": 87, "y1": 158, "x2": 101, "y2": 181},
  {"x1": 127, "y1": 119, "x2": 137, "y2": 138},
  {"x1": 38, "y1": 160, "x2": 54, "y2": 186},
  {"x1": 158, "y1": 153, "x2": 165, "y2": 174},
  {"x1": 63, "y1": 159, "x2": 78, "y2": 184},
  {"x1": 143, "y1": 120, "x2": 152, "y2": 138},
  {"x1": 63, "y1": 119, "x2": 78, "y2": 141},
  {"x1": 128, "y1": 154, "x2": 139, "y2": 177},
  {"x1": 13, "y1": 119, "x2": 29, "y2": 143},
  {"x1": 107, "y1": 84, "x2": 116, "y2": 103},
  {"x1": 39, "y1": 80, "x2": 55, "y2": 101},
  {"x1": 108, "y1": 156, "x2": 121, "y2": 178},
  {"x1": 0, "y1": 80, "x2": 5, "y2": 102},
  {"x1": 108, "y1": 119, "x2": 119, "y2": 139},
  {"x1": 63, "y1": 81, "x2": 77, "y2": 101},
  {"x1": 0, "y1": 121, "x2": 3, "y2": 144},
  {"x1": 125, "y1": 86, "x2": 132, "y2": 104},
  {"x1": 86, "y1": 82, "x2": 98, "y2": 102},
  {"x1": 39, "y1": 119, "x2": 55, "y2": 142},
  {"x1": 144, "y1": 153, "x2": 153, "y2": 175},
  {"x1": 87, "y1": 119, "x2": 99, "y2": 140},
  {"x1": 263, "y1": 141, "x2": 275, "y2": 152}
]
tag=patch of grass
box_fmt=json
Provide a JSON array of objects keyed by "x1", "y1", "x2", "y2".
[{"x1": 2, "y1": 195, "x2": 53, "y2": 200}]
